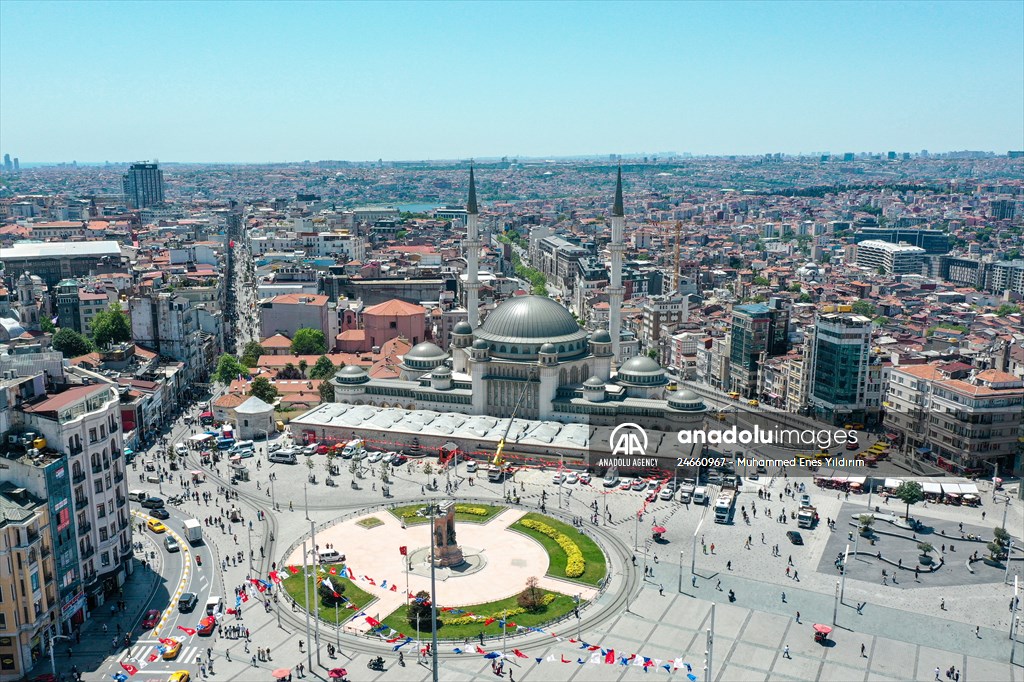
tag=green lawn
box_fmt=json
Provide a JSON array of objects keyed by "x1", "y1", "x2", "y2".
[
  {"x1": 379, "y1": 591, "x2": 578, "y2": 640},
  {"x1": 387, "y1": 503, "x2": 505, "y2": 525},
  {"x1": 511, "y1": 513, "x2": 607, "y2": 586},
  {"x1": 282, "y1": 565, "x2": 376, "y2": 625},
  {"x1": 356, "y1": 517, "x2": 384, "y2": 529}
]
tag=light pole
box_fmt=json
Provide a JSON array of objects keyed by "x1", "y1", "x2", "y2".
[
  {"x1": 247, "y1": 525, "x2": 254, "y2": 576},
  {"x1": 304, "y1": 485, "x2": 321, "y2": 667},
  {"x1": 839, "y1": 543, "x2": 850, "y2": 605},
  {"x1": 705, "y1": 603, "x2": 715, "y2": 682},
  {"x1": 692, "y1": 515, "x2": 706, "y2": 576},
  {"x1": 832, "y1": 579, "x2": 840, "y2": 626},
  {"x1": 47, "y1": 633, "x2": 71, "y2": 681},
  {"x1": 302, "y1": 540, "x2": 313, "y2": 673},
  {"x1": 429, "y1": 504, "x2": 439, "y2": 682},
  {"x1": 678, "y1": 550, "x2": 684, "y2": 593}
]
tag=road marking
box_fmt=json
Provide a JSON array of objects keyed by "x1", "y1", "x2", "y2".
[{"x1": 132, "y1": 509, "x2": 192, "y2": 637}]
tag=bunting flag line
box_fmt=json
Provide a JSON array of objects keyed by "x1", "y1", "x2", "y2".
[
  {"x1": 147, "y1": 653, "x2": 159, "y2": 663},
  {"x1": 287, "y1": 565, "x2": 300, "y2": 574},
  {"x1": 393, "y1": 637, "x2": 413, "y2": 651},
  {"x1": 512, "y1": 649, "x2": 529, "y2": 658}
]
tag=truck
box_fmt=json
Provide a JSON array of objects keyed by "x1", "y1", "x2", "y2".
[
  {"x1": 182, "y1": 519, "x2": 203, "y2": 545},
  {"x1": 797, "y1": 505, "x2": 818, "y2": 529},
  {"x1": 714, "y1": 490, "x2": 736, "y2": 524}
]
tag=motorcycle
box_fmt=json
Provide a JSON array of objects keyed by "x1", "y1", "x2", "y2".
[
  {"x1": 196, "y1": 554, "x2": 203, "y2": 566},
  {"x1": 367, "y1": 656, "x2": 385, "y2": 671}
]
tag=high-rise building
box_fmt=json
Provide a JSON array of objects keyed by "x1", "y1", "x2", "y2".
[
  {"x1": 12, "y1": 158, "x2": 19, "y2": 173},
  {"x1": 990, "y1": 199, "x2": 1017, "y2": 221},
  {"x1": 2, "y1": 154, "x2": 11, "y2": 172},
  {"x1": 808, "y1": 313, "x2": 873, "y2": 425},
  {"x1": 988, "y1": 260, "x2": 1024, "y2": 296},
  {"x1": 855, "y1": 239, "x2": 926, "y2": 275},
  {"x1": 853, "y1": 228, "x2": 950, "y2": 254},
  {"x1": 121, "y1": 162, "x2": 165, "y2": 208},
  {"x1": 728, "y1": 300, "x2": 789, "y2": 398}
]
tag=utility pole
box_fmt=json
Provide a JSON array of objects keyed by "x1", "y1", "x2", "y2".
[
  {"x1": 839, "y1": 543, "x2": 850, "y2": 605},
  {"x1": 305, "y1": 484, "x2": 321, "y2": 667},
  {"x1": 678, "y1": 550, "x2": 684, "y2": 593},
  {"x1": 429, "y1": 504, "x2": 439, "y2": 682},
  {"x1": 302, "y1": 540, "x2": 312, "y2": 673},
  {"x1": 705, "y1": 603, "x2": 715, "y2": 682},
  {"x1": 832, "y1": 579, "x2": 840, "y2": 626}
]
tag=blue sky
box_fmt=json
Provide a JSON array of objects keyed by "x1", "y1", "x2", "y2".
[{"x1": 1, "y1": 1, "x2": 1021, "y2": 163}]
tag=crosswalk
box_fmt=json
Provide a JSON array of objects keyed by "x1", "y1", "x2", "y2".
[{"x1": 116, "y1": 641, "x2": 204, "y2": 666}]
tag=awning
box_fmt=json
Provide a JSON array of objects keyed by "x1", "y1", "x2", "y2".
[
  {"x1": 959, "y1": 482, "x2": 979, "y2": 495},
  {"x1": 200, "y1": 411, "x2": 213, "y2": 418},
  {"x1": 922, "y1": 482, "x2": 942, "y2": 494},
  {"x1": 883, "y1": 478, "x2": 902, "y2": 489},
  {"x1": 847, "y1": 476, "x2": 866, "y2": 485},
  {"x1": 190, "y1": 433, "x2": 214, "y2": 442},
  {"x1": 123, "y1": 448, "x2": 133, "y2": 455},
  {"x1": 941, "y1": 483, "x2": 962, "y2": 495},
  {"x1": 916, "y1": 446, "x2": 931, "y2": 454}
]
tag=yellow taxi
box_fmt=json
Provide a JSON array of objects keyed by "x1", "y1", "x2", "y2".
[
  {"x1": 162, "y1": 638, "x2": 182, "y2": 660},
  {"x1": 168, "y1": 672, "x2": 191, "y2": 682},
  {"x1": 147, "y1": 519, "x2": 167, "y2": 533},
  {"x1": 748, "y1": 399, "x2": 759, "y2": 407},
  {"x1": 728, "y1": 392, "x2": 740, "y2": 400}
]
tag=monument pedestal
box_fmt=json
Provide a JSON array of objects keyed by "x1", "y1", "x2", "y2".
[{"x1": 432, "y1": 501, "x2": 465, "y2": 568}]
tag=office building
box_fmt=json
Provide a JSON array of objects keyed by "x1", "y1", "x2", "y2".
[
  {"x1": 988, "y1": 260, "x2": 1024, "y2": 296},
  {"x1": 854, "y1": 228, "x2": 950, "y2": 254},
  {"x1": 728, "y1": 300, "x2": 789, "y2": 398},
  {"x1": 121, "y1": 162, "x2": 165, "y2": 209},
  {"x1": 856, "y1": 240, "x2": 926, "y2": 275},
  {"x1": 0, "y1": 242, "x2": 124, "y2": 290},
  {"x1": 938, "y1": 256, "x2": 988, "y2": 289},
  {"x1": 808, "y1": 313, "x2": 873, "y2": 425}
]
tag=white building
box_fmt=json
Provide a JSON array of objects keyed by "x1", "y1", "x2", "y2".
[{"x1": 855, "y1": 240, "x2": 926, "y2": 275}]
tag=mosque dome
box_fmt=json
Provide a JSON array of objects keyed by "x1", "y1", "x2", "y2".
[
  {"x1": 590, "y1": 329, "x2": 612, "y2": 343},
  {"x1": 668, "y1": 388, "x2": 706, "y2": 412},
  {"x1": 616, "y1": 355, "x2": 668, "y2": 387},
  {"x1": 583, "y1": 376, "x2": 605, "y2": 388},
  {"x1": 335, "y1": 364, "x2": 369, "y2": 384},
  {"x1": 402, "y1": 342, "x2": 448, "y2": 371},
  {"x1": 539, "y1": 343, "x2": 557, "y2": 354},
  {"x1": 453, "y1": 321, "x2": 473, "y2": 335},
  {"x1": 475, "y1": 296, "x2": 589, "y2": 360}
]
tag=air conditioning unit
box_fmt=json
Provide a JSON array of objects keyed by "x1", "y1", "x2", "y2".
[{"x1": 7, "y1": 435, "x2": 19, "y2": 444}]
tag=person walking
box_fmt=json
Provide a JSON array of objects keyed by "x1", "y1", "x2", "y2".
[
  {"x1": 795, "y1": 611, "x2": 800, "y2": 624},
  {"x1": 860, "y1": 643, "x2": 866, "y2": 657},
  {"x1": 782, "y1": 644, "x2": 790, "y2": 659},
  {"x1": 782, "y1": 591, "x2": 786, "y2": 603},
  {"x1": 692, "y1": 575, "x2": 697, "y2": 588}
]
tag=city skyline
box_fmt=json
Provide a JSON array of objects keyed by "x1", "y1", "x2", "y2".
[{"x1": 2, "y1": 1, "x2": 1022, "y2": 163}]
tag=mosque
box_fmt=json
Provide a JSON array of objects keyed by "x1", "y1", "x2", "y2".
[{"x1": 326, "y1": 169, "x2": 709, "y2": 438}]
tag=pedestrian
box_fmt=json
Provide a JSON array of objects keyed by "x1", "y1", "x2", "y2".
[
  {"x1": 934, "y1": 666, "x2": 940, "y2": 681},
  {"x1": 782, "y1": 591, "x2": 786, "y2": 603},
  {"x1": 976, "y1": 625, "x2": 980, "y2": 638},
  {"x1": 727, "y1": 560, "x2": 731, "y2": 571},
  {"x1": 783, "y1": 644, "x2": 790, "y2": 659},
  {"x1": 860, "y1": 643, "x2": 866, "y2": 657},
  {"x1": 794, "y1": 570, "x2": 799, "y2": 581},
  {"x1": 692, "y1": 575, "x2": 697, "y2": 588},
  {"x1": 716, "y1": 580, "x2": 721, "y2": 591},
  {"x1": 251, "y1": 655, "x2": 257, "y2": 667},
  {"x1": 659, "y1": 584, "x2": 664, "y2": 596},
  {"x1": 795, "y1": 611, "x2": 800, "y2": 623},
  {"x1": 710, "y1": 543, "x2": 715, "y2": 554},
  {"x1": 940, "y1": 598, "x2": 945, "y2": 610}
]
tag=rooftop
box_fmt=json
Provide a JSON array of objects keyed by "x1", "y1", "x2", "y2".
[{"x1": 0, "y1": 240, "x2": 123, "y2": 259}]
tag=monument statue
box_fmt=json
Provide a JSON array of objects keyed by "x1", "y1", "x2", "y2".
[{"x1": 432, "y1": 501, "x2": 465, "y2": 567}]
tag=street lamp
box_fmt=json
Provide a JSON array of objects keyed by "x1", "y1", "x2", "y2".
[{"x1": 47, "y1": 633, "x2": 71, "y2": 681}]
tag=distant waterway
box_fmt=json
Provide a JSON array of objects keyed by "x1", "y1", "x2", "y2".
[{"x1": 398, "y1": 203, "x2": 442, "y2": 213}]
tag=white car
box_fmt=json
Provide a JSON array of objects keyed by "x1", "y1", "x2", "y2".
[
  {"x1": 602, "y1": 476, "x2": 619, "y2": 488},
  {"x1": 578, "y1": 473, "x2": 591, "y2": 485},
  {"x1": 367, "y1": 451, "x2": 384, "y2": 464},
  {"x1": 382, "y1": 452, "x2": 397, "y2": 465},
  {"x1": 268, "y1": 443, "x2": 282, "y2": 453},
  {"x1": 659, "y1": 487, "x2": 676, "y2": 501},
  {"x1": 565, "y1": 472, "x2": 579, "y2": 485},
  {"x1": 631, "y1": 479, "x2": 647, "y2": 491},
  {"x1": 466, "y1": 461, "x2": 478, "y2": 473},
  {"x1": 552, "y1": 472, "x2": 565, "y2": 485}
]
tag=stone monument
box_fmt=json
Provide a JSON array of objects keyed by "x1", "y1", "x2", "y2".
[{"x1": 432, "y1": 501, "x2": 465, "y2": 567}]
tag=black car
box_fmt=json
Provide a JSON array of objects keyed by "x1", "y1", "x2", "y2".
[
  {"x1": 141, "y1": 497, "x2": 165, "y2": 509},
  {"x1": 149, "y1": 508, "x2": 171, "y2": 520},
  {"x1": 786, "y1": 531, "x2": 804, "y2": 545},
  {"x1": 178, "y1": 592, "x2": 198, "y2": 612}
]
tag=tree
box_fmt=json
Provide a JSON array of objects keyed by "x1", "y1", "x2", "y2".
[
  {"x1": 40, "y1": 318, "x2": 56, "y2": 334},
  {"x1": 917, "y1": 542, "x2": 934, "y2": 558},
  {"x1": 213, "y1": 354, "x2": 249, "y2": 384},
  {"x1": 516, "y1": 577, "x2": 544, "y2": 612},
  {"x1": 309, "y1": 356, "x2": 338, "y2": 381},
  {"x1": 858, "y1": 514, "x2": 875, "y2": 537},
  {"x1": 90, "y1": 301, "x2": 132, "y2": 347},
  {"x1": 423, "y1": 462, "x2": 433, "y2": 477},
  {"x1": 277, "y1": 363, "x2": 303, "y2": 380},
  {"x1": 407, "y1": 590, "x2": 435, "y2": 631},
  {"x1": 318, "y1": 380, "x2": 335, "y2": 403},
  {"x1": 240, "y1": 341, "x2": 265, "y2": 367},
  {"x1": 752, "y1": 276, "x2": 770, "y2": 287},
  {"x1": 291, "y1": 328, "x2": 327, "y2": 355},
  {"x1": 797, "y1": 293, "x2": 814, "y2": 303},
  {"x1": 893, "y1": 481, "x2": 924, "y2": 520},
  {"x1": 298, "y1": 359, "x2": 309, "y2": 377},
  {"x1": 995, "y1": 304, "x2": 1020, "y2": 317},
  {"x1": 249, "y1": 376, "x2": 278, "y2": 404},
  {"x1": 994, "y1": 526, "x2": 1011, "y2": 547},
  {"x1": 851, "y1": 301, "x2": 876, "y2": 316},
  {"x1": 52, "y1": 328, "x2": 94, "y2": 357},
  {"x1": 987, "y1": 540, "x2": 1005, "y2": 561}
]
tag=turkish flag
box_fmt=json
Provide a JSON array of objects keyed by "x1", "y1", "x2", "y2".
[
  {"x1": 288, "y1": 565, "x2": 300, "y2": 574},
  {"x1": 120, "y1": 662, "x2": 139, "y2": 675},
  {"x1": 147, "y1": 653, "x2": 159, "y2": 663},
  {"x1": 399, "y1": 546, "x2": 408, "y2": 556},
  {"x1": 513, "y1": 649, "x2": 529, "y2": 658},
  {"x1": 333, "y1": 591, "x2": 340, "y2": 598},
  {"x1": 329, "y1": 567, "x2": 337, "y2": 575},
  {"x1": 159, "y1": 638, "x2": 176, "y2": 646},
  {"x1": 484, "y1": 618, "x2": 495, "y2": 626},
  {"x1": 390, "y1": 584, "x2": 397, "y2": 592},
  {"x1": 561, "y1": 655, "x2": 570, "y2": 663},
  {"x1": 177, "y1": 626, "x2": 197, "y2": 636},
  {"x1": 605, "y1": 649, "x2": 616, "y2": 664},
  {"x1": 240, "y1": 592, "x2": 249, "y2": 603},
  {"x1": 475, "y1": 646, "x2": 486, "y2": 654},
  {"x1": 269, "y1": 571, "x2": 281, "y2": 584}
]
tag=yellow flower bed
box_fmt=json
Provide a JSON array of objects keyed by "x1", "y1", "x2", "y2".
[
  {"x1": 520, "y1": 519, "x2": 585, "y2": 578},
  {"x1": 453, "y1": 505, "x2": 489, "y2": 516},
  {"x1": 441, "y1": 606, "x2": 526, "y2": 626},
  {"x1": 541, "y1": 593, "x2": 556, "y2": 605}
]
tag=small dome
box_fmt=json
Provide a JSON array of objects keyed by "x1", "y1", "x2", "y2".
[
  {"x1": 668, "y1": 388, "x2": 705, "y2": 411},
  {"x1": 472, "y1": 339, "x2": 490, "y2": 350},
  {"x1": 431, "y1": 365, "x2": 452, "y2": 376},
  {"x1": 616, "y1": 355, "x2": 668, "y2": 387},
  {"x1": 590, "y1": 329, "x2": 612, "y2": 343},
  {"x1": 620, "y1": 355, "x2": 662, "y2": 373},
  {"x1": 583, "y1": 376, "x2": 605, "y2": 388},
  {"x1": 539, "y1": 343, "x2": 556, "y2": 354},
  {"x1": 339, "y1": 364, "x2": 367, "y2": 376},
  {"x1": 405, "y1": 341, "x2": 447, "y2": 361},
  {"x1": 453, "y1": 321, "x2": 473, "y2": 335}
]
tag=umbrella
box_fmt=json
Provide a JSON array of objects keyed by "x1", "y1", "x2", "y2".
[
  {"x1": 328, "y1": 669, "x2": 348, "y2": 679},
  {"x1": 272, "y1": 668, "x2": 291, "y2": 678},
  {"x1": 191, "y1": 470, "x2": 202, "y2": 475},
  {"x1": 812, "y1": 624, "x2": 832, "y2": 635},
  {"x1": 651, "y1": 526, "x2": 667, "y2": 534}
]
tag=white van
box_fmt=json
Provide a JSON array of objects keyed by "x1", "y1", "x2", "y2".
[
  {"x1": 693, "y1": 486, "x2": 709, "y2": 505},
  {"x1": 318, "y1": 549, "x2": 344, "y2": 564},
  {"x1": 231, "y1": 440, "x2": 254, "y2": 453},
  {"x1": 128, "y1": 490, "x2": 149, "y2": 502},
  {"x1": 174, "y1": 443, "x2": 188, "y2": 456},
  {"x1": 205, "y1": 596, "x2": 224, "y2": 617},
  {"x1": 341, "y1": 439, "x2": 365, "y2": 458},
  {"x1": 269, "y1": 451, "x2": 297, "y2": 464}
]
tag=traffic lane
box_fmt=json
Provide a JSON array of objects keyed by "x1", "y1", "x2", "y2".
[{"x1": 159, "y1": 506, "x2": 216, "y2": 638}]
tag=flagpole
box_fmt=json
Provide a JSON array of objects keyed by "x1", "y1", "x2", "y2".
[
  {"x1": 429, "y1": 504, "x2": 439, "y2": 682},
  {"x1": 302, "y1": 539, "x2": 312, "y2": 674},
  {"x1": 502, "y1": 614, "x2": 507, "y2": 654},
  {"x1": 305, "y1": 484, "x2": 321, "y2": 668}
]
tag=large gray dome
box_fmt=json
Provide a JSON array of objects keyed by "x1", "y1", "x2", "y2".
[
  {"x1": 475, "y1": 296, "x2": 589, "y2": 360},
  {"x1": 404, "y1": 342, "x2": 447, "y2": 361},
  {"x1": 334, "y1": 364, "x2": 369, "y2": 384}
]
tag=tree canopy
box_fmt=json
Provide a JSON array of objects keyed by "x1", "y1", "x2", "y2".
[
  {"x1": 851, "y1": 301, "x2": 876, "y2": 316},
  {"x1": 213, "y1": 354, "x2": 249, "y2": 384},
  {"x1": 318, "y1": 380, "x2": 335, "y2": 403},
  {"x1": 53, "y1": 328, "x2": 94, "y2": 357},
  {"x1": 291, "y1": 328, "x2": 327, "y2": 355},
  {"x1": 309, "y1": 356, "x2": 338, "y2": 381},
  {"x1": 893, "y1": 481, "x2": 924, "y2": 520},
  {"x1": 406, "y1": 590, "x2": 435, "y2": 631},
  {"x1": 90, "y1": 301, "x2": 132, "y2": 347},
  {"x1": 249, "y1": 376, "x2": 278, "y2": 404},
  {"x1": 240, "y1": 341, "x2": 265, "y2": 367}
]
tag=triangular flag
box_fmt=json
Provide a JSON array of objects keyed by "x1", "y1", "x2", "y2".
[
  {"x1": 120, "y1": 663, "x2": 139, "y2": 676},
  {"x1": 513, "y1": 649, "x2": 529, "y2": 658},
  {"x1": 475, "y1": 645, "x2": 486, "y2": 654},
  {"x1": 147, "y1": 653, "x2": 158, "y2": 663},
  {"x1": 605, "y1": 649, "x2": 616, "y2": 664},
  {"x1": 329, "y1": 567, "x2": 337, "y2": 575},
  {"x1": 390, "y1": 584, "x2": 397, "y2": 591},
  {"x1": 453, "y1": 647, "x2": 464, "y2": 654},
  {"x1": 287, "y1": 565, "x2": 300, "y2": 574},
  {"x1": 177, "y1": 626, "x2": 196, "y2": 636},
  {"x1": 561, "y1": 655, "x2": 570, "y2": 663}
]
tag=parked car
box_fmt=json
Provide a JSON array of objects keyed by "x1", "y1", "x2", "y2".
[
  {"x1": 367, "y1": 451, "x2": 384, "y2": 464},
  {"x1": 168, "y1": 671, "x2": 191, "y2": 682},
  {"x1": 552, "y1": 472, "x2": 565, "y2": 485},
  {"x1": 786, "y1": 531, "x2": 804, "y2": 545},
  {"x1": 466, "y1": 460, "x2": 478, "y2": 473},
  {"x1": 602, "y1": 476, "x2": 619, "y2": 488},
  {"x1": 150, "y1": 508, "x2": 170, "y2": 520},
  {"x1": 391, "y1": 454, "x2": 408, "y2": 466},
  {"x1": 619, "y1": 478, "x2": 633, "y2": 490},
  {"x1": 142, "y1": 609, "x2": 161, "y2": 629},
  {"x1": 565, "y1": 472, "x2": 579, "y2": 485},
  {"x1": 578, "y1": 473, "x2": 591, "y2": 485},
  {"x1": 268, "y1": 443, "x2": 282, "y2": 453},
  {"x1": 141, "y1": 497, "x2": 165, "y2": 509},
  {"x1": 800, "y1": 493, "x2": 811, "y2": 507},
  {"x1": 646, "y1": 491, "x2": 658, "y2": 503},
  {"x1": 647, "y1": 480, "x2": 659, "y2": 490},
  {"x1": 164, "y1": 536, "x2": 180, "y2": 553},
  {"x1": 301, "y1": 444, "x2": 317, "y2": 456},
  {"x1": 659, "y1": 487, "x2": 676, "y2": 501},
  {"x1": 178, "y1": 592, "x2": 198, "y2": 613},
  {"x1": 631, "y1": 479, "x2": 647, "y2": 491}
]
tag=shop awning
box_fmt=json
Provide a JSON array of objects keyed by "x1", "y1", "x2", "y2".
[
  {"x1": 883, "y1": 478, "x2": 902, "y2": 489},
  {"x1": 200, "y1": 411, "x2": 213, "y2": 418},
  {"x1": 922, "y1": 482, "x2": 942, "y2": 494},
  {"x1": 916, "y1": 446, "x2": 931, "y2": 454},
  {"x1": 959, "y1": 482, "x2": 979, "y2": 495}
]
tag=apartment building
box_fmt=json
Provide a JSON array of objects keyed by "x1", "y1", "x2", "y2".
[
  {"x1": 259, "y1": 294, "x2": 339, "y2": 346},
  {"x1": 0, "y1": 484, "x2": 58, "y2": 682},
  {"x1": 128, "y1": 293, "x2": 206, "y2": 384},
  {"x1": 641, "y1": 294, "x2": 689, "y2": 346},
  {"x1": 808, "y1": 313, "x2": 874, "y2": 425},
  {"x1": 885, "y1": 364, "x2": 1024, "y2": 475},
  {"x1": 855, "y1": 240, "x2": 927, "y2": 275},
  {"x1": 728, "y1": 300, "x2": 789, "y2": 398}
]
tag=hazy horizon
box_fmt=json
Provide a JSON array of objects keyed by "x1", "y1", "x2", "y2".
[{"x1": 2, "y1": 1, "x2": 1022, "y2": 163}]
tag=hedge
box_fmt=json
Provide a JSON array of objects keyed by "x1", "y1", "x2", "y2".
[{"x1": 520, "y1": 519, "x2": 585, "y2": 578}]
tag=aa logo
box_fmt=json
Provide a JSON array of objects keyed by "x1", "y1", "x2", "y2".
[{"x1": 610, "y1": 423, "x2": 648, "y2": 456}]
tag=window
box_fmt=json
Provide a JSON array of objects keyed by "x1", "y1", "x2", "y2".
[
  {"x1": 94, "y1": 480, "x2": 103, "y2": 494},
  {"x1": 100, "y1": 551, "x2": 110, "y2": 567},
  {"x1": 88, "y1": 428, "x2": 97, "y2": 443}
]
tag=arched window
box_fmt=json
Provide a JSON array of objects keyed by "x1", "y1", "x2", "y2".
[{"x1": 559, "y1": 369, "x2": 568, "y2": 385}]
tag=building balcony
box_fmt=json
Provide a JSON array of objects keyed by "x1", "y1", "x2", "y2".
[
  {"x1": 69, "y1": 445, "x2": 83, "y2": 456},
  {"x1": 44, "y1": 571, "x2": 54, "y2": 584},
  {"x1": 114, "y1": 470, "x2": 124, "y2": 483},
  {"x1": 80, "y1": 545, "x2": 95, "y2": 559},
  {"x1": 109, "y1": 421, "x2": 119, "y2": 433},
  {"x1": 74, "y1": 497, "x2": 88, "y2": 511},
  {"x1": 77, "y1": 521, "x2": 92, "y2": 536},
  {"x1": 115, "y1": 497, "x2": 125, "y2": 509},
  {"x1": 112, "y1": 449, "x2": 121, "y2": 460},
  {"x1": 41, "y1": 545, "x2": 51, "y2": 559},
  {"x1": 72, "y1": 470, "x2": 86, "y2": 484},
  {"x1": 92, "y1": 463, "x2": 104, "y2": 474}
]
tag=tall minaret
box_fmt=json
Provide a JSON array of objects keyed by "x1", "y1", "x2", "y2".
[
  {"x1": 608, "y1": 166, "x2": 626, "y2": 363},
  {"x1": 465, "y1": 165, "x2": 482, "y2": 328}
]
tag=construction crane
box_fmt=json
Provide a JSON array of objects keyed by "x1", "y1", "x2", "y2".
[{"x1": 487, "y1": 370, "x2": 537, "y2": 490}]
